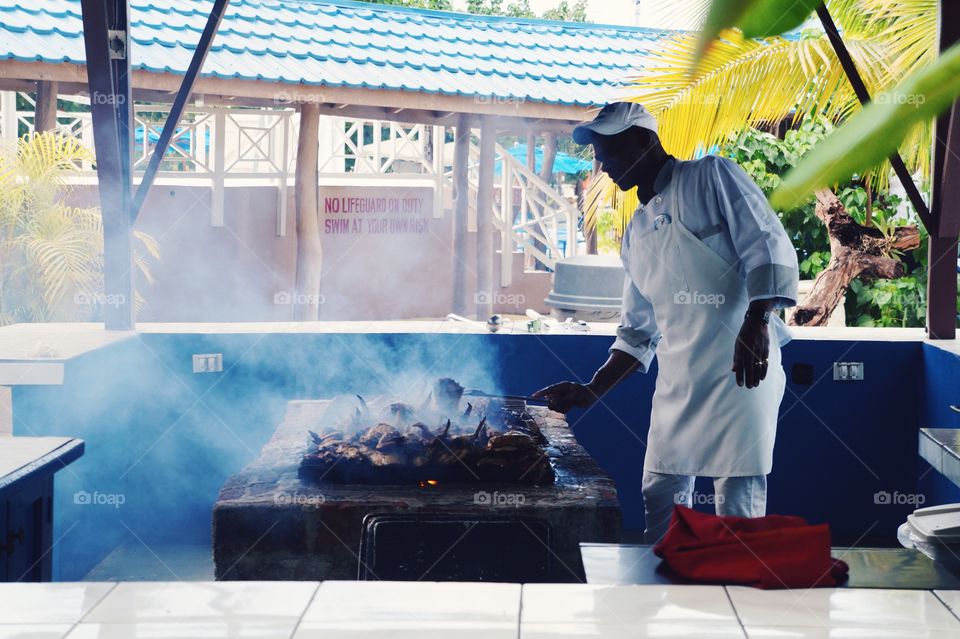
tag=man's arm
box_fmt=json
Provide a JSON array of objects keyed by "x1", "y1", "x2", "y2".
[
  {"x1": 711, "y1": 157, "x2": 799, "y2": 388},
  {"x1": 532, "y1": 349, "x2": 640, "y2": 413},
  {"x1": 532, "y1": 274, "x2": 659, "y2": 413}
]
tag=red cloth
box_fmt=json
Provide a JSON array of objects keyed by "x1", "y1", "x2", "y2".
[{"x1": 653, "y1": 505, "x2": 849, "y2": 589}]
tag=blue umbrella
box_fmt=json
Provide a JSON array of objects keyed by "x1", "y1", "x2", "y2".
[{"x1": 501, "y1": 143, "x2": 592, "y2": 175}]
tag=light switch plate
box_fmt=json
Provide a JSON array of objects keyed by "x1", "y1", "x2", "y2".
[
  {"x1": 193, "y1": 353, "x2": 223, "y2": 373},
  {"x1": 833, "y1": 361, "x2": 864, "y2": 381}
]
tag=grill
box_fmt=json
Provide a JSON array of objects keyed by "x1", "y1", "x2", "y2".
[
  {"x1": 213, "y1": 384, "x2": 622, "y2": 582},
  {"x1": 298, "y1": 380, "x2": 554, "y2": 485}
]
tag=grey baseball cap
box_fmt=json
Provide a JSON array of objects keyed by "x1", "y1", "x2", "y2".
[{"x1": 572, "y1": 102, "x2": 658, "y2": 145}]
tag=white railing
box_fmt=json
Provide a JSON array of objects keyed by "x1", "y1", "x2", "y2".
[
  {"x1": 442, "y1": 138, "x2": 582, "y2": 284},
  {"x1": 0, "y1": 92, "x2": 447, "y2": 233},
  {"x1": 494, "y1": 142, "x2": 581, "y2": 283},
  {"x1": 2, "y1": 92, "x2": 579, "y2": 274}
]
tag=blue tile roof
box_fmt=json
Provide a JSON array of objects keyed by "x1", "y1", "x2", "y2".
[{"x1": 0, "y1": 0, "x2": 674, "y2": 107}]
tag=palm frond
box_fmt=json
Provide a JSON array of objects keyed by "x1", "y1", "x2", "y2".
[
  {"x1": 585, "y1": 0, "x2": 936, "y2": 240},
  {"x1": 648, "y1": 0, "x2": 711, "y2": 30},
  {"x1": 0, "y1": 133, "x2": 160, "y2": 322},
  {"x1": 629, "y1": 30, "x2": 893, "y2": 159}
]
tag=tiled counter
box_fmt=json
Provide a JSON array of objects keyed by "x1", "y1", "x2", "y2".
[
  {"x1": 0, "y1": 580, "x2": 959, "y2": 638},
  {"x1": 920, "y1": 428, "x2": 960, "y2": 487}
]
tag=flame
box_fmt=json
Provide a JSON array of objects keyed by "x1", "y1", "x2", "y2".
[{"x1": 418, "y1": 479, "x2": 439, "y2": 488}]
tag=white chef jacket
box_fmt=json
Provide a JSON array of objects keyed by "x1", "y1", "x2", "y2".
[{"x1": 611, "y1": 155, "x2": 800, "y2": 373}]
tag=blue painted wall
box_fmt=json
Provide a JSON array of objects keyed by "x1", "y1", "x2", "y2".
[
  {"x1": 11, "y1": 331, "x2": 945, "y2": 580},
  {"x1": 918, "y1": 343, "x2": 960, "y2": 507}
]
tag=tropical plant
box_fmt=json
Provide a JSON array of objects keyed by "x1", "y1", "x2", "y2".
[
  {"x1": 584, "y1": 0, "x2": 937, "y2": 235},
  {"x1": 690, "y1": 0, "x2": 957, "y2": 209},
  {"x1": 717, "y1": 116, "x2": 928, "y2": 327},
  {"x1": 0, "y1": 132, "x2": 158, "y2": 324}
]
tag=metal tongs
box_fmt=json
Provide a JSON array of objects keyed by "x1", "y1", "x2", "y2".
[{"x1": 462, "y1": 389, "x2": 550, "y2": 404}]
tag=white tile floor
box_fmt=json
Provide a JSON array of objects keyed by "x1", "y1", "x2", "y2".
[{"x1": 0, "y1": 581, "x2": 958, "y2": 638}]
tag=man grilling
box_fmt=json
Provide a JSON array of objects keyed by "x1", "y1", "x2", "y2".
[{"x1": 533, "y1": 102, "x2": 799, "y2": 544}]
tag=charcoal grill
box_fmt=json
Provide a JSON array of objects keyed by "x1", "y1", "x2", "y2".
[{"x1": 213, "y1": 398, "x2": 622, "y2": 582}]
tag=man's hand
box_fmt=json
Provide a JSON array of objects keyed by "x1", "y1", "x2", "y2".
[
  {"x1": 532, "y1": 381, "x2": 598, "y2": 413},
  {"x1": 533, "y1": 350, "x2": 641, "y2": 414},
  {"x1": 732, "y1": 317, "x2": 770, "y2": 389}
]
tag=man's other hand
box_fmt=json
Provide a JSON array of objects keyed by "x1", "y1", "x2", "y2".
[
  {"x1": 732, "y1": 318, "x2": 770, "y2": 389},
  {"x1": 532, "y1": 381, "x2": 598, "y2": 413}
]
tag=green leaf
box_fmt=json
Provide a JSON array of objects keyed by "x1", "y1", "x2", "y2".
[
  {"x1": 771, "y1": 41, "x2": 960, "y2": 210},
  {"x1": 696, "y1": 0, "x2": 818, "y2": 62},
  {"x1": 738, "y1": 0, "x2": 821, "y2": 39},
  {"x1": 696, "y1": 0, "x2": 754, "y2": 60}
]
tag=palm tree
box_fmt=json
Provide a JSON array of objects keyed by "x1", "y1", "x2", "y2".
[
  {"x1": 0, "y1": 132, "x2": 158, "y2": 324},
  {"x1": 584, "y1": 0, "x2": 937, "y2": 237}
]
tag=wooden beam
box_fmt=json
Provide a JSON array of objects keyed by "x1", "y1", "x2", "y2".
[
  {"x1": 927, "y1": 235, "x2": 958, "y2": 339},
  {"x1": 79, "y1": 0, "x2": 134, "y2": 330},
  {"x1": 475, "y1": 116, "x2": 496, "y2": 319},
  {"x1": 526, "y1": 131, "x2": 536, "y2": 171},
  {"x1": 452, "y1": 114, "x2": 473, "y2": 316},
  {"x1": 926, "y1": 0, "x2": 960, "y2": 339},
  {"x1": 33, "y1": 80, "x2": 58, "y2": 133},
  {"x1": 294, "y1": 103, "x2": 322, "y2": 321},
  {"x1": 0, "y1": 67, "x2": 581, "y2": 135},
  {"x1": 131, "y1": 0, "x2": 229, "y2": 222},
  {"x1": 0, "y1": 60, "x2": 594, "y2": 124},
  {"x1": 539, "y1": 132, "x2": 557, "y2": 184}
]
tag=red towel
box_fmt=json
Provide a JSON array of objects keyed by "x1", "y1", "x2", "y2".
[{"x1": 653, "y1": 505, "x2": 849, "y2": 589}]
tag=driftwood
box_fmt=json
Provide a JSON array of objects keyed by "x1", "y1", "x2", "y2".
[{"x1": 788, "y1": 189, "x2": 921, "y2": 327}]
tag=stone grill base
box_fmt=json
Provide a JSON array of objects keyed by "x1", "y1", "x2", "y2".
[{"x1": 213, "y1": 400, "x2": 621, "y2": 581}]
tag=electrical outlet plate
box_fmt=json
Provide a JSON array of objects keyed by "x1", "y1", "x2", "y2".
[
  {"x1": 193, "y1": 353, "x2": 223, "y2": 373},
  {"x1": 833, "y1": 361, "x2": 864, "y2": 381}
]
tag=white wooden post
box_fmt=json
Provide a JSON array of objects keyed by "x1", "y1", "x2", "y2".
[
  {"x1": 433, "y1": 124, "x2": 444, "y2": 219},
  {"x1": 1, "y1": 91, "x2": 17, "y2": 140},
  {"x1": 475, "y1": 116, "x2": 496, "y2": 319},
  {"x1": 277, "y1": 111, "x2": 290, "y2": 236},
  {"x1": 500, "y1": 151, "x2": 513, "y2": 288},
  {"x1": 211, "y1": 110, "x2": 226, "y2": 227}
]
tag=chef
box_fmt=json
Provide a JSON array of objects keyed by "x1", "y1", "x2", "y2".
[{"x1": 533, "y1": 102, "x2": 799, "y2": 544}]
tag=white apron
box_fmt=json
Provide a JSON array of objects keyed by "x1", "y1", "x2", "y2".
[{"x1": 624, "y1": 168, "x2": 787, "y2": 477}]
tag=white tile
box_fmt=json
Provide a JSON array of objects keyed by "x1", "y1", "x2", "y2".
[
  {"x1": 293, "y1": 622, "x2": 518, "y2": 638},
  {"x1": 0, "y1": 625, "x2": 72, "y2": 639},
  {"x1": 66, "y1": 620, "x2": 299, "y2": 638},
  {"x1": 745, "y1": 627, "x2": 960, "y2": 638},
  {"x1": 301, "y1": 581, "x2": 521, "y2": 624},
  {"x1": 0, "y1": 583, "x2": 115, "y2": 624},
  {"x1": 727, "y1": 587, "x2": 960, "y2": 630},
  {"x1": 521, "y1": 584, "x2": 738, "y2": 625},
  {"x1": 83, "y1": 582, "x2": 319, "y2": 623},
  {"x1": 521, "y1": 621, "x2": 746, "y2": 638},
  {"x1": 935, "y1": 590, "x2": 960, "y2": 616}
]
